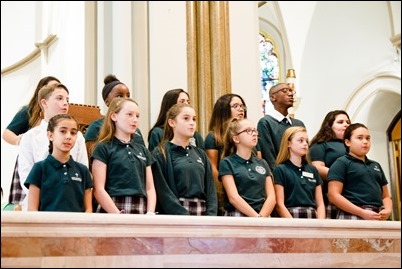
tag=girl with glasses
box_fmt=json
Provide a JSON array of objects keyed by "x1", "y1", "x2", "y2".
[
  {"x1": 205, "y1": 93, "x2": 261, "y2": 216},
  {"x1": 218, "y1": 118, "x2": 275, "y2": 217}
]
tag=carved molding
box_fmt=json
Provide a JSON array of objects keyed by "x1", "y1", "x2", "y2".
[
  {"x1": 390, "y1": 33, "x2": 401, "y2": 48},
  {"x1": 1, "y1": 34, "x2": 57, "y2": 76}
]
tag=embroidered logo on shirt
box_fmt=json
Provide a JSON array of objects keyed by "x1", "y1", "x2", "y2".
[
  {"x1": 189, "y1": 138, "x2": 196, "y2": 147},
  {"x1": 373, "y1": 165, "x2": 381, "y2": 172},
  {"x1": 71, "y1": 173, "x2": 82, "y2": 182},
  {"x1": 136, "y1": 152, "x2": 146, "y2": 161},
  {"x1": 255, "y1": 166, "x2": 266, "y2": 174},
  {"x1": 197, "y1": 157, "x2": 204, "y2": 165}
]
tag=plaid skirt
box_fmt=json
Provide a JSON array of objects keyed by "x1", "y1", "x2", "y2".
[
  {"x1": 8, "y1": 156, "x2": 26, "y2": 204},
  {"x1": 97, "y1": 196, "x2": 147, "y2": 214},
  {"x1": 224, "y1": 209, "x2": 247, "y2": 217},
  {"x1": 337, "y1": 205, "x2": 383, "y2": 220},
  {"x1": 326, "y1": 203, "x2": 339, "y2": 219},
  {"x1": 287, "y1": 206, "x2": 317, "y2": 219},
  {"x1": 179, "y1": 197, "x2": 206, "y2": 216}
]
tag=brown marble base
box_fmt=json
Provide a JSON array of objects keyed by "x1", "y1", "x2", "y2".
[{"x1": 1, "y1": 212, "x2": 400, "y2": 268}]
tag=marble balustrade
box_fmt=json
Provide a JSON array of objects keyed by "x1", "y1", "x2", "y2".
[{"x1": 1, "y1": 211, "x2": 400, "y2": 268}]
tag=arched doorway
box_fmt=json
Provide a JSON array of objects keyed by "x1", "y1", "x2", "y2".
[{"x1": 345, "y1": 73, "x2": 401, "y2": 220}]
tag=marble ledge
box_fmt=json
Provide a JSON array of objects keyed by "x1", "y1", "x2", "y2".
[{"x1": 2, "y1": 211, "x2": 401, "y2": 239}]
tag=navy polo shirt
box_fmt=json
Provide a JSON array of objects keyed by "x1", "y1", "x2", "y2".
[
  {"x1": 327, "y1": 154, "x2": 388, "y2": 207},
  {"x1": 24, "y1": 155, "x2": 93, "y2": 212},
  {"x1": 309, "y1": 139, "x2": 346, "y2": 202},
  {"x1": 273, "y1": 160, "x2": 323, "y2": 208},
  {"x1": 7, "y1": 105, "x2": 30, "y2": 135},
  {"x1": 309, "y1": 140, "x2": 346, "y2": 167},
  {"x1": 219, "y1": 154, "x2": 271, "y2": 212},
  {"x1": 91, "y1": 137, "x2": 154, "y2": 197}
]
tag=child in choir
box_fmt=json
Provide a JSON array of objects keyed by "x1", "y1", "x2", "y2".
[
  {"x1": 148, "y1": 88, "x2": 204, "y2": 152},
  {"x1": 18, "y1": 83, "x2": 88, "y2": 210},
  {"x1": 309, "y1": 110, "x2": 351, "y2": 219},
  {"x1": 91, "y1": 98, "x2": 156, "y2": 214},
  {"x1": 273, "y1": 126, "x2": 325, "y2": 219},
  {"x1": 219, "y1": 118, "x2": 275, "y2": 217},
  {"x1": 328, "y1": 123, "x2": 392, "y2": 220},
  {"x1": 205, "y1": 93, "x2": 260, "y2": 216},
  {"x1": 85, "y1": 74, "x2": 146, "y2": 153},
  {"x1": 151, "y1": 103, "x2": 217, "y2": 215},
  {"x1": 25, "y1": 114, "x2": 93, "y2": 212},
  {"x1": 4, "y1": 76, "x2": 60, "y2": 205}
]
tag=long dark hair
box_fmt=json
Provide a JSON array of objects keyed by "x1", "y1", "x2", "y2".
[
  {"x1": 148, "y1": 88, "x2": 189, "y2": 141},
  {"x1": 310, "y1": 110, "x2": 350, "y2": 145},
  {"x1": 208, "y1": 93, "x2": 247, "y2": 147}
]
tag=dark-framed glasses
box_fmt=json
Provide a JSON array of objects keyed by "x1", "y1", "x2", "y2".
[
  {"x1": 236, "y1": 128, "x2": 259, "y2": 136},
  {"x1": 230, "y1": 103, "x2": 247, "y2": 111},
  {"x1": 271, "y1": 87, "x2": 296, "y2": 95}
]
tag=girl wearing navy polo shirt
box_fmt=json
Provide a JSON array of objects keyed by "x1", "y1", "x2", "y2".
[
  {"x1": 219, "y1": 118, "x2": 275, "y2": 217},
  {"x1": 328, "y1": 123, "x2": 392, "y2": 220},
  {"x1": 25, "y1": 114, "x2": 93, "y2": 212},
  {"x1": 91, "y1": 98, "x2": 156, "y2": 214},
  {"x1": 273, "y1": 126, "x2": 325, "y2": 219},
  {"x1": 309, "y1": 110, "x2": 351, "y2": 219},
  {"x1": 151, "y1": 103, "x2": 217, "y2": 215}
]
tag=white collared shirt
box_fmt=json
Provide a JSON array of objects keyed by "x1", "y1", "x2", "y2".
[{"x1": 268, "y1": 109, "x2": 292, "y2": 125}]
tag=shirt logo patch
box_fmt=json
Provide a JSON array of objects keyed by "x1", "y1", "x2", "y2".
[
  {"x1": 255, "y1": 165, "x2": 266, "y2": 175},
  {"x1": 71, "y1": 173, "x2": 82, "y2": 182},
  {"x1": 197, "y1": 157, "x2": 204, "y2": 165},
  {"x1": 136, "y1": 153, "x2": 146, "y2": 160},
  {"x1": 373, "y1": 165, "x2": 381, "y2": 172}
]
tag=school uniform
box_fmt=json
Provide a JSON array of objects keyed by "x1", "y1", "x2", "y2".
[
  {"x1": 204, "y1": 132, "x2": 225, "y2": 215},
  {"x1": 309, "y1": 139, "x2": 346, "y2": 218},
  {"x1": 91, "y1": 137, "x2": 154, "y2": 214},
  {"x1": 273, "y1": 160, "x2": 323, "y2": 218},
  {"x1": 7, "y1": 106, "x2": 30, "y2": 205},
  {"x1": 257, "y1": 110, "x2": 305, "y2": 172},
  {"x1": 18, "y1": 120, "x2": 88, "y2": 210},
  {"x1": 85, "y1": 117, "x2": 145, "y2": 146},
  {"x1": 24, "y1": 155, "x2": 93, "y2": 212},
  {"x1": 148, "y1": 126, "x2": 205, "y2": 152},
  {"x1": 219, "y1": 154, "x2": 272, "y2": 216},
  {"x1": 327, "y1": 153, "x2": 388, "y2": 220},
  {"x1": 151, "y1": 141, "x2": 217, "y2": 216},
  {"x1": 6, "y1": 106, "x2": 30, "y2": 135}
]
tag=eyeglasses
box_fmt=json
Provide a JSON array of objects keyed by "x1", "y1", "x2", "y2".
[
  {"x1": 230, "y1": 103, "x2": 247, "y2": 111},
  {"x1": 236, "y1": 128, "x2": 259, "y2": 136},
  {"x1": 270, "y1": 87, "x2": 296, "y2": 95}
]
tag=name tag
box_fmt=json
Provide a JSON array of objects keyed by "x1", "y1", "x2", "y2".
[{"x1": 302, "y1": 171, "x2": 314, "y2": 178}]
